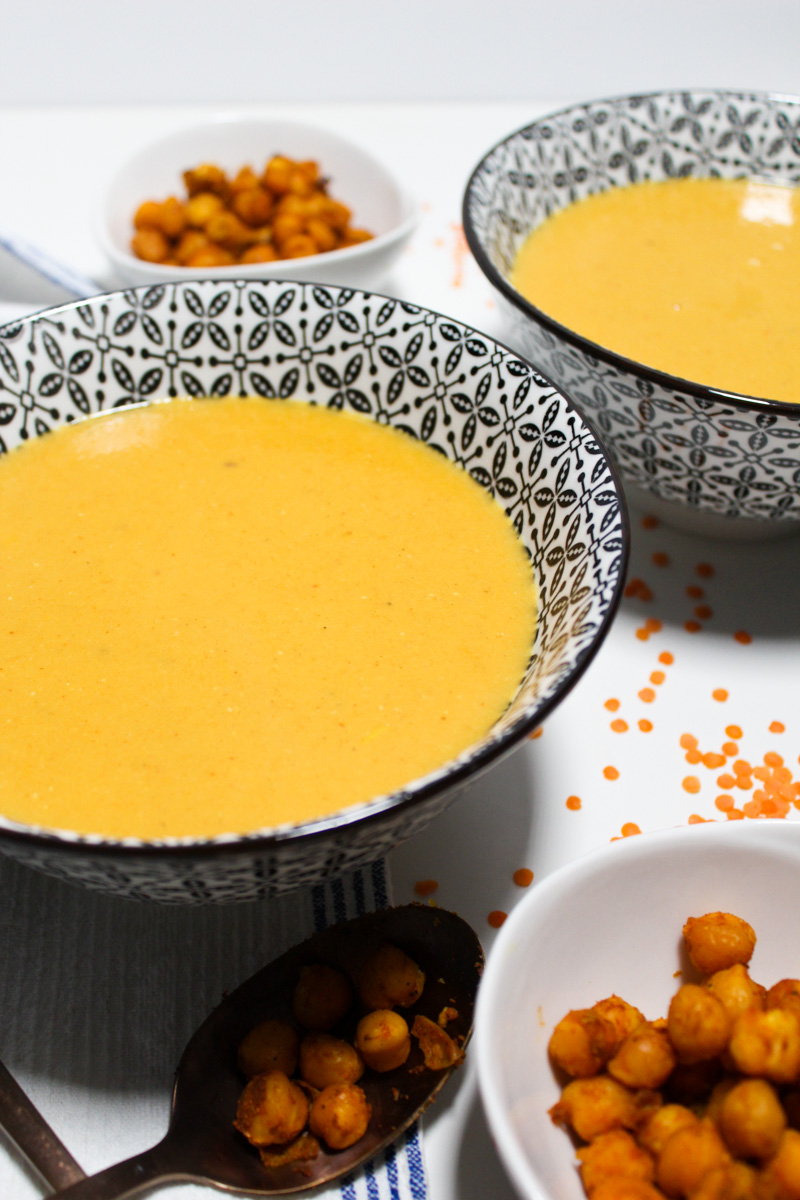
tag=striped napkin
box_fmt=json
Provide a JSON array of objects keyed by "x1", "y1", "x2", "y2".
[{"x1": 0, "y1": 854, "x2": 427, "y2": 1200}]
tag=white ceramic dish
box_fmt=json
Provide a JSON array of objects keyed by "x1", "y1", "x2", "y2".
[
  {"x1": 99, "y1": 116, "x2": 418, "y2": 290},
  {"x1": 475, "y1": 819, "x2": 800, "y2": 1200}
]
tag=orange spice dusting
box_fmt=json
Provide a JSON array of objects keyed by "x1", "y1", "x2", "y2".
[
  {"x1": 718, "y1": 773, "x2": 737, "y2": 789},
  {"x1": 680, "y1": 733, "x2": 699, "y2": 751},
  {"x1": 645, "y1": 618, "x2": 662, "y2": 632},
  {"x1": 488, "y1": 910, "x2": 507, "y2": 929},
  {"x1": 726, "y1": 725, "x2": 743, "y2": 739},
  {"x1": 734, "y1": 630, "x2": 753, "y2": 645},
  {"x1": 658, "y1": 651, "x2": 674, "y2": 666},
  {"x1": 604, "y1": 698, "x2": 621, "y2": 712},
  {"x1": 696, "y1": 563, "x2": 715, "y2": 578},
  {"x1": 414, "y1": 879, "x2": 439, "y2": 897},
  {"x1": 641, "y1": 515, "x2": 659, "y2": 529},
  {"x1": 685, "y1": 749, "x2": 702, "y2": 765},
  {"x1": 636, "y1": 627, "x2": 651, "y2": 641},
  {"x1": 683, "y1": 776, "x2": 701, "y2": 794},
  {"x1": 685, "y1": 620, "x2": 702, "y2": 634},
  {"x1": 722, "y1": 741, "x2": 739, "y2": 757},
  {"x1": 625, "y1": 577, "x2": 654, "y2": 601},
  {"x1": 650, "y1": 670, "x2": 666, "y2": 685},
  {"x1": 512, "y1": 868, "x2": 534, "y2": 887},
  {"x1": 638, "y1": 719, "x2": 653, "y2": 732},
  {"x1": 603, "y1": 766, "x2": 620, "y2": 781},
  {"x1": 566, "y1": 794, "x2": 582, "y2": 810},
  {"x1": 621, "y1": 822, "x2": 641, "y2": 836},
  {"x1": 610, "y1": 718, "x2": 629, "y2": 733},
  {"x1": 653, "y1": 552, "x2": 670, "y2": 567},
  {"x1": 639, "y1": 687, "x2": 656, "y2": 703},
  {"x1": 528, "y1": 727, "x2": 543, "y2": 739},
  {"x1": 770, "y1": 721, "x2": 786, "y2": 734},
  {"x1": 686, "y1": 585, "x2": 705, "y2": 600},
  {"x1": 695, "y1": 605, "x2": 713, "y2": 620},
  {"x1": 712, "y1": 688, "x2": 728, "y2": 702},
  {"x1": 715, "y1": 794, "x2": 734, "y2": 812}
]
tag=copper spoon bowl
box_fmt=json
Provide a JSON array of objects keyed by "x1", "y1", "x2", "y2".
[{"x1": 50, "y1": 903, "x2": 483, "y2": 1199}]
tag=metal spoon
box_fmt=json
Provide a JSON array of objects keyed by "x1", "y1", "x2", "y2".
[
  {"x1": 51, "y1": 903, "x2": 483, "y2": 1199},
  {"x1": 0, "y1": 1059, "x2": 86, "y2": 1191}
]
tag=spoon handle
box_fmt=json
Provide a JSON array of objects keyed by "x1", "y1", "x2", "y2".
[
  {"x1": 0, "y1": 1058, "x2": 86, "y2": 1191},
  {"x1": 51, "y1": 1141, "x2": 185, "y2": 1200}
]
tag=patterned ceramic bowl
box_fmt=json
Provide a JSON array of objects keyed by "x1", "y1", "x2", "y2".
[
  {"x1": 0, "y1": 281, "x2": 627, "y2": 903},
  {"x1": 463, "y1": 89, "x2": 800, "y2": 539}
]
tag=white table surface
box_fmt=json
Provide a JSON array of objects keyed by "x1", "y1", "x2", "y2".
[{"x1": 2, "y1": 100, "x2": 800, "y2": 1200}]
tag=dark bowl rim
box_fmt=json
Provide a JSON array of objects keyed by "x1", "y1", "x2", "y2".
[
  {"x1": 0, "y1": 278, "x2": 630, "y2": 862},
  {"x1": 462, "y1": 85, "x2": 800, "y2": 417}
]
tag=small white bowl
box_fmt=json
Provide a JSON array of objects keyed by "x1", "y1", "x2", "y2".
[
  {"x1": 475, "y1": 820, "x2": 800, "y2": 1200},
  {"x1": 99, "y1": 116, "x2": 418, "y2": 290}
]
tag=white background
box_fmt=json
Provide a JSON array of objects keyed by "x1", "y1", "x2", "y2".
[{"x1": 2, "y1": 0, "x2": 800, "y2": 107}]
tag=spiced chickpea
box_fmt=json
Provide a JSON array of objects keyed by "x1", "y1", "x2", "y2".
[
  {"x1": 761, "y1": 1128, "x2": 800, "y2": 1199},
  {"x1": 292, "y1": 963, "x2": 353, "y2": 1032},
  {"x1": 686, "y1": 1161, "x2": 758, "y2": 1200},
  {"x1": 308, "y1": 1083, "x2": 371, "y2": 1151},
  {"x1": 548, "y1": 1008, "x2": 618, "y2": 1078},
  {"x1": 636, "y1": 1104, "x2": 698, "y2": 1157},
  {"x1": 131, "y1": 228, "x2": 170, "y2": 264},
  {"x1": 706, "y1": 964, "x2": 766, "y2": 1022},
  {"x1": 593, "y1": 996, "x2": 646, "y2": 1050},
  {"x1": 589, "y1": 1182, "x2": 665, "y2": 1200},
  {"x1": 667, "y1": 984, "x2": 731, "y2": 1064},
  {"x1": 767, "y1": 979, "x2": 800, "y2": 1019},
  {"x1": 655, "y1": 1118, "x2": 731, "y2": 1198},
  {"x1": 727, "y1": 1008, "x2": 800, "y2": 1084},
  {"x1": 355, "y1": 1009, "x2": 410, "y2": 1072},
  {"x1": 549, "y1": 1076, "x2": 648, "y2": 1142},
  {"x1": 718, "y1": 1078, "x2": 786, "y2": 1160},
  {"x1": 233, "y1": 1070, "x2": 308, "y2": 1147},
  {"x1": 607, "y1": 1022, "x2": 677, "y2": 1089},
  {"x1": 299, "y1": 1033, "x2": 364, "y2": 1091},
  {"x1": 237, "y1": 1018, "x2": 300, "y2": 1079},
  {"x1": 358, "y1": 943, "x2": 426, "y2": 1011},
  {"x1": 683, "y1": 913, "x2": 756, "y2": 976},
  {"x1": 184, "y1": 192, "x2": 225, "y2": 228},
  {"x1": 576, "y1": 1129, "x2": 656, "y2": 1194}
]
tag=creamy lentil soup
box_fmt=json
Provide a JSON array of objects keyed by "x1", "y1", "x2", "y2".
[
  {"x1": 511, "y1": 178, "x2": 800, "y2": 403},
  {"x1": 0, "y1": 398, "x2": 536, "y2": 840}
]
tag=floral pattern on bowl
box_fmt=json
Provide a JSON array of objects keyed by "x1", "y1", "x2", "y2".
[{"x1": 0, "y1": 280, "x2": 627, "y2": 902}]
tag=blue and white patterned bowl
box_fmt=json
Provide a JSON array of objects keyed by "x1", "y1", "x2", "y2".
[
  {"x1": 463, "y1": 89, "x2": 800, "y2": 539},
  {"x1": 0, "y1": 281, "x2": 627, "y2": 903}
]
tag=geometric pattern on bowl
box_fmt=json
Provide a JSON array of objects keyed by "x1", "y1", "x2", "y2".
[
  {"x1": 0, "y1": 280, "x2": 627, "y2": 901},
  {"x1": 464, "y1": 89, "x2": 800, "y2": 529}
]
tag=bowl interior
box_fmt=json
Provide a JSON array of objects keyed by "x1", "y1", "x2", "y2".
[
  {"x1": 477, "y1": 821, "x2": 800, "y2": 1200},
  {"x1": 102, "y1": 116, "x2": 415, "y2": 270}
]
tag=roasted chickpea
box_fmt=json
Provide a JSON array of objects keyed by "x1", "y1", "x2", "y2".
[
  {"x1": 237, "y1": 1018, "x2": 300, "y2": 1079},
  {"x1": 130, "y1": 228, "x2": 170, "y2": 263},
  {"x1": 656, "y1": 1117, "x2": 731, "y2": 1198},
  {"x1": 174, "y1": 230, "x2": 213, "y2": 265},
  {"x1": 589, "y1": 1182, "x2": 665, "y2": 1200},
  {"x1": 683, "y1": 913, "x2": 756, "y2": 976},
  {"x1": 262, "y1": 156, "x2": 294, "y2": 195},
  {"x1": 204, "y1": 210, "x2": 255, "y2": 251},
  {"x1": 308, "y1": 1082, "x2": 371, "y2": 1151},
  {"x1": 686, "y1": 1160, "x2": 758, "y2": 1200},
  {"x1": 292, "y1": 963, "x2": 353, "y2": 1032},
  {"x1": 154, "y1": 196, "x2": 186, "y2": 240},
  {"x1": 231, "y1": 187, "x2": 274, "y2": 228},
  {"x1": 718, "y1": 1078, "x2": 786, "y2": 1160},
  {"x1": 184, "y1": 192, "x2": 225, "y2": 228},
  {"x1": 706, "y1": 964, "x2": 766, "y2": 1022},
  {"x1": 577, "y1": 1129, "x2": 656, "y2": 1194},
  {"x1": 667, "y1": 984, "x2": 731, "y2": 1064},
  {"x1": 593, "y1": 996, "x2": 647, "y2": 1049},
  {"x1": 727, "y1": 1008, "x2": 800, "y2": 1084},
  {"x1": 355, "y1": 1009, "x2": 410, "y2": 1072},
  {"x1": 133, "y1": 200, "x2": 164, "y2": 230},
  {"x1": 183, "y1": 163, "x2": 229, "y2": 199},
  {"x1": 230, "y1": 165, "x2": 260, "y2": 193},
  {"x1": 233, "y1": 1070, "x2": 308, "y2": 1147},
  {"x1": 760, "y1": 1128, "x2": 800, "y2": 1198},
  {"x1": 767, "y1": 979, "x2": 800, "y2": 1018},
  {"x1": 608, "y1": 1022, "x2": 677, "y2": 1089},
  {"x1": 636, "y1": 1104, "x2": 698, "y2": 1157},
  {"x1": 299, "y1": 1033, "x2": 364, "y2": 1090},
  {"x1": 240, "y1": 244, "x2": 280, "y2": 264},
  {"x1": 184, "y1": 245, "x2": 235, "y2": 268},
  {"x1": 358, "y1": 943, "x2": 426, "y2": 1011},
  {"x1": 549, "y1": 1008, "x2": 619, "y2": 1078},
  {"x1": 281, "y1": 234, "x2": 319, "y2": 259},
  {"x1": 307, "y1": 218, "x2": 338, "y2": 254},
  {"x1": 549, "y1": 1076, "x2": 647, "y2": 1142}
]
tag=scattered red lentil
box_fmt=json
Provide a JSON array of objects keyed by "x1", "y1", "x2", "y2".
[
  {"x1": 512, "y1": 868, "x2": 534, "y2": 888},
  {"x1": 488, "y1": 910, "x2": 507, "y2": 929},
  {"x1": 604, "y1": 698, "x2": 621, "y2": 712},
  {"x1": 734, "y1": 630, "x2": 753, "y2": 645},
  {"x1": 718, "y1": 773, "x2": 736, "y2": 789},
  {"x1": 764, "y1": 751, "x2": 784, "y2": 767},
  {"x1": 686, "y1": 585, "x2": 705, "y2": 600},
  {"x1": 770, "y1": 721, "x2": 786, "y2": 734},
  {"x1": 414, "y1": 879, "x2": 439, "y2": 897},
  {"x1": 625, "y1": 577, "x2": 654, "y2": 601},
  {"x1": 694, "y1": 605, "x2": 713, "y2": 620},
  {"x1": 685, "y1": 620, "x2": 702, "y2": 633},
  {"x1": 621, "y1": 822, "x2": 641, "y2": 836},
  {"x1": 653, "y1": 552, "x2": 670, "y2": 567},
  {"x1": 638, "y1": 719, "x2": 653, "y2": 733},
  {"x1": 566, "y1": 794, "x2": 582, "y2": 811},
  {"x1": 645, "y1": 618, "x2": 662, "y2": 632},
  {"x1": 610, "y1": 718, "x2": 628, "y2": 733},
  {"x1": 733, "y1": 759, "x2": 752, "y2": 776},
  {"x1": 639, "y1": 687, "x2": 656, "y2": 703},
  {"x1": 603, "y1": 766, "x2": 620, "y2": 781},
  {"x1": 696, "y1": 563, "x2": 715, "y2": 578},
  {"x1": 680, "y1": 733, "x2": 698, "y2": 751},
  {"x1": 726, "y1": 808, "x2": 745, "y2": 820},
  {"x1": 685, "y1": 749, "x2": 702, "y2": 765},
  {"x1": 703, "y1": 752, "x2": 726, "y2": 769},
  {"x1": 658, "y1": 651, "x2": 674, "y2": 666},
  {"x1": 722, "y1": 741, "x2": 739, "y2": 757},
  {"x1": 726, "y1": 725, "x2": 743, "y2": 739},
  {"x1": 715, "y1": 795, "x2": 734, "y2": 812},
  {"x1": 683, "y1": 776, "x2": 701, "y2": 794},
  {"x1": 712, "y1": 688, "x2": 728, "y2": 702},
  {"x1": 688, "y1": 814, "x2": 712, "y2": 823},
  {"x1": 642, "y1": 515, "x2": 659, "y2": 529},
  {"x1": 650, "y1": 670, "x2": 666, "y2": 686}
]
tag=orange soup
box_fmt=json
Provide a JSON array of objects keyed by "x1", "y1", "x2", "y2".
[
  {"x1": 511, "y1": 177, "x2": 800, "y2": 403},
  {"x1": 0, "y1": 398, "x2": 536, "y2": 840}
]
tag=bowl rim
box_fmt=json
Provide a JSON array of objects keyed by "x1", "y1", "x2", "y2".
[
  {"x1": 462, "y1": 86, "x2": 800, "y2": 417},
  {"x1": 475, "y1": 818, "x2": 800, "y2": 1200},
  {"x1": 0, "y1": 280, "x2": 630, "y2": 861},
  {"x1": 99, "y1": 113, "x2": 419, "y2": 281}
]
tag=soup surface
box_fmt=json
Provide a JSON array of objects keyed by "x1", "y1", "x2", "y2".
[
  {"x1": 511, "y1": 177, "x2": 800, "y2": 403},
  {"x1": 0, "y1": 398, "x2": 537, "y2": 840}
]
